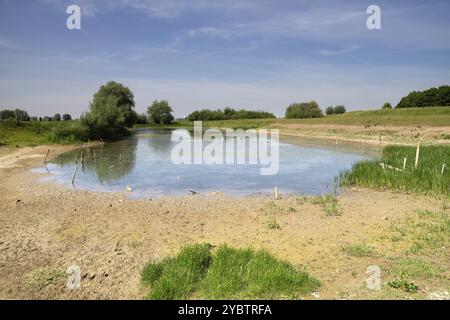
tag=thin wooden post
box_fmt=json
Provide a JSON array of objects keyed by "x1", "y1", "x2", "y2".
[
  {"x1": 74, "y1": 153, "x2": 78, "y2": 164},
  {"x1": 43, "y1": 148, "x2": 50, "y2": 165},
  {"x1": 71, "y1": 165, "x2": 78, "y2": 184},
  {"x1": 415, "y1": 142, "x2": 420, "y2": 169},
  {"x1": 442, "y1": 163, "x2": 446, "y2": 176},
  {"x1": 274, "y1": 187, "x2": 278, "y2": 199},
  {"x1": 119, "y1": 153, "x2": 122, "y2": 162},
  {"x1": 379, "y1": 133, "x2": 382, "y2": 143},
  {"x1": 93, "y1": 150, "x2": 96, "y2": 160},
  {"x1": 403, "y1": 158, "x2": 407, "y2": 171},
  {"x1": 80, "y1": 152, "x2": 84, "y2": 165}
]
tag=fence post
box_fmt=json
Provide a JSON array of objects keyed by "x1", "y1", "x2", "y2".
[
  {"x1": 415, "y1": 142, "x2": 420, "y2": 169},
  {"x1": 403, "y1": 157, "x2": 407, "y2": 171}
]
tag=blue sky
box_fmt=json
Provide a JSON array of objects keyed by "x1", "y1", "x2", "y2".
[{"x1": 0, "y1": 0, "x2": 449, "y2": 118}]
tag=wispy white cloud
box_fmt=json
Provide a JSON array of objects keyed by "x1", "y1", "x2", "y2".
[
  {"x1": 319, "y1": 45, "x2": 360, "y2": 56},
  {"x1": 0, "y1": 38, "x2": 15, "y2": 49}
]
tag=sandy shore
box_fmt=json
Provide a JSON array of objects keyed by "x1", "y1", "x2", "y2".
[{"x1": 0, "y1": 144, "x2": 447, "y2": 299}]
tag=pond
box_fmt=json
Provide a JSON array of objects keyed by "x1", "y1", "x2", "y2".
[{"x1": 36, "y1": 129, "x2": 378, "y2": 198}]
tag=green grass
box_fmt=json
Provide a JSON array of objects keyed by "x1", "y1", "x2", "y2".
[
  {"x1": 343, "y1": 243, "x2": 374, "y2": 257},
  {"x1": 141, "y1": 244, "x2": 320, "y2": 300},
  {"x1": 341, "y1": 145, "x2": 450, "y2": 197},
  {"x1": 0, "y1": 120, "x2": 88, "y2": 147},
  {"x1": 274, "y1": 107, "x2": 450, "y2": 127},
  {"x1": 310, "y1": 194, "x2": 343, "y2": 216},
  {"x1": 387, "y1": 279, "x2": 419, "y2": 293}
]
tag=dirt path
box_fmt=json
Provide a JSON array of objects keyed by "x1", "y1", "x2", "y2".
[{"x1": 0, "y1": 145, "x2": 447, "y2": 299}]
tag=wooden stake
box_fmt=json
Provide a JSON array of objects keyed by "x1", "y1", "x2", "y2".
[
  {"x1": 379, "y1": 133, "x2": 382, "y2": 143},
  {"x1": 119, "y1": 153, "x2": 122, "y2": 162},
  {"x1": 442, "y1": 163, "x2": 446, "y2": 176},
  {"x1": 274, "y1": 187, "x2": 278, "y2": 199},
  {"x1": 74, "y1": 153, "x2": 78, "y2": 164},
  {"x1": 43, "y1": 148, "x2": 50, "y2": 165},
  {"x1": 415, "y1": 142, "x2": 420, "y2": 169},
  {"x1": 403, "y1": 158, "x2": 407, "y2": 171},
  {"x1": 71, "y1": 165, "x2": 78, "y2": 184},
  {"x1": 80, "y1": 152, "x2": 84, "y2": 165}
]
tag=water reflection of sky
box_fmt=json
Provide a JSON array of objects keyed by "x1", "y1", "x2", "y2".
[{"x1": 33, "y1": 129, "x2": 377, "y2": 198}]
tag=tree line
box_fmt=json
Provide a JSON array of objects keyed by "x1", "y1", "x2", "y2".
[
  {"x1": 0, "y1": 109, "x2": 72, "y2": 122},
  {"x1": 187, "y1": 108, "x2": 276, "y2": 121}
]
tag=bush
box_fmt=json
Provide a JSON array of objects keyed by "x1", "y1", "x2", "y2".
[
  {"x1": 396, "y1": 85, "x2": 450, "y2": 108},
  {"x1": 186, "y1": 108, "x2": 275, "y2": 121},
  {"x1": 47, "y1": 121, "x2": 90, "y2": 143},
  {"x1": 53, "y1": 113, "x2": 61, "y2": 121},
  {"x1": 325, "y1": 106, "x2": 334, "y2": 115},
  {"x1": 333, "y1": 105, "x2": 346, "y2": 114},
  {"x1": 62, "y1": 114, "x2": 72, "y2": 121},
  {"x1": 382, "y1": 102, "x2": 393, "y2": 109},
  {"x1": 147, "y1": 100, "x2": 174, "y2": 125},
  {"x1": 285, "y1": 101, "x2": 323, "y2": 119}
]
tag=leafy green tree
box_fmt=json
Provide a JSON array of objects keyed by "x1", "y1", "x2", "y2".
[
  {"x1": 285, "y1": 101, "x2": 323, "y2": 119},
  {"x1": 82, "y1": 96, "x2": 127, "y2": 138},
  {"x1": 333, "y1": 105, "x2": 346, "y2": 114},
  {"x1": 0, "y1": 109, "x2": 15, "y2": 120},
  {"x1": 147, "y1": 100, "x2": 174, "y2": 125},
  {"x1": 382, "y1": 102, "x2": 392, "y2": 109},
  {"x1": 92, "y1": 81, "x2": 137, "y2": 126},
  {"x1": 325, "y1": 106, "x2": 334, "y2": 115},
  {"x1": 53, "y1": 113, "x2": 62, "y2": 121},
  {"x1": 396, "y1": 85, "x2": 450, "y2": 108},
  {"x1": 63, "y1": 114, "x2": 72, "y2": 121}
]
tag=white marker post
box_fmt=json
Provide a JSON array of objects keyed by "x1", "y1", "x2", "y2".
[{"x1": 415, "y1": 142, "x2": 420, "y2": 169}]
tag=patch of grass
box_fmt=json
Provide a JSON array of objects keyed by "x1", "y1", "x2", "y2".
[
  {"x1": 142, "y1": 244, "x2": 212, "y2": 300},
  {"x1": 343, "y1": 243, "x2": 374, "y2": 257},
  {"x1": 387, "y1": 279, "x2": 419, "y2": 293},
  {"x1": 341, "y1": 145, "x2": 450, "y2": 197},
  {"x1": 23, "y1": 267, "x2": 65, "y2": 288},
  {"x1": 267, "y1": 219, "x2": 281, "y2": 230},
  {"x1": 141, "y1": 244, "x2": 320, "y2": 300},
  {"x1": 310, "y1": 194, "x2": 342, "y2": 216},
  {"x1": 393, "y1": 258, "x2": 439, "y2": 279}
]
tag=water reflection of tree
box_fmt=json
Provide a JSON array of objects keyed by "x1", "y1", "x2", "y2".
[{"x1": 56, "y1": 138, "x2": 138, "y2": 183}]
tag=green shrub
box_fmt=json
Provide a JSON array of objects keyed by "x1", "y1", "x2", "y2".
[
  {"x1": 382, "y1": 102, "x2": 393, "y2": 109},
  {"x1": 285, "y1": 101, "x2": 323, "y2": 119},
  {"x1": 333, "y1": 105, "x2": 346, "y2": 114},
  {"x1": 325, "y1": 106, "x2": 334, "y2": 115},
  {"x1": 47, "y1": 121, "x2": 90, "y2": 143}
]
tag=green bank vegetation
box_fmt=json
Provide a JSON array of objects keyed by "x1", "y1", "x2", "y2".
[
  {"x1": 141, "y1": 244, "x2": 319, "y2": 300},
  {"x1": 341, "y1": 145, "x2": 450, "y2": 198}
]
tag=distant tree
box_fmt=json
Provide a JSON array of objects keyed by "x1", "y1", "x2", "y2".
[
  {"x1": 135, "y1": 113, "x2": 148, "y2": 125},
  {"x1": 53, "y1": 113, "x2": 62, "y2": 121},
  {"x1": 38, "y1": 117, "x2": 42, "y2": 122},
  {"x1": 14, "y1": 109, "x2": 30, "y2": 122},
  {"x1": 0, "y1": 109, "x2": 15, "y2": 120},
  {"x1": 333, "y1": 105, "x2": 346, "y2": 114},
  {"x1": 147, "y1": 100, "x2": 174, "y2": 125},
  {"x1": 92, "y1": 81, "x2": 137, "y2": 126},
  {"x1": 187, "y1": 108, "x2": 276, "y2": 121},
  {"x1": 285, "y1": 101, "x2": 323, "y2": 119},
  {"x1": 396, "y1": 85, "x2": 450, "y2": 108},
  {"x1": 30, "y1": 117, "x2": 38, "y2": 121},
  {"x1": 325, "y1": 106, "x2": 334, "y2": 115},
  {"x1": 63, "y1": 114, "x2": 72, "y2": 121},
  {"x1": 43, "y1": 116, "x2": 52, "y2": 122},
  {"x1": 382, "y1": 102, "x2": 393, "y2": 109}
]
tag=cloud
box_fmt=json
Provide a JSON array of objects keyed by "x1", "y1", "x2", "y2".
[
  {"x1": 0, "y1": 38, "x2": 15, "y2": 49},
  {"x1": 319, "y1": 45, "x2": 360, "y2": 56}
]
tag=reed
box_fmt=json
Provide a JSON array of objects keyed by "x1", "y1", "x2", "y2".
[{"x1": 341, "y1": 145, "x2": 450, "y2": 197}]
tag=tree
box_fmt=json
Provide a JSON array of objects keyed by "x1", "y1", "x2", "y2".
[
  {"x1": 333, "y1": 105, "x2": 346, "y2": 114},
  {"x1": 63, "y1": 114, "x2": 72, "y2": 121},
  {"x1": 382, "y1": 102, "x2": 392, "y2": 109},
  {"x1": 53, "y1": 113, "x2": 62, "y2": 121},
  {"x1": 396, "y1": 85, "x2": 450, "y2": 108},
  {"x1": 147, "y1": 100, "x2": 174, "y2": 125},
  {"x1": 81, "y1": 96, "x2": 127, "y2": 138},
  {"x1": 285, "y1": 101, "x2": 323, "y2": 119},
  {"x1": 14, "y1": 109, "x2": 30, "y2": 122},
  {"x1": 0, "y1": 109, "x2": 15, "y2": 120},
  {"x1": 325, "y1": 106, "x2": 334, "y2": 115},
  {"x1": 92, "y1": 81, "x2": 137, "y2": 127}
]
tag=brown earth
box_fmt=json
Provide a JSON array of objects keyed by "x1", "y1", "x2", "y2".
[{"x1": 0, "y1": 145, "x2": 448, "y2": 300}]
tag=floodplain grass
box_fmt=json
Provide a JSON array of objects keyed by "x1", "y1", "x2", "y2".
[
  {"x1": 341, "y1": 145, "x2": 450, "y2": 198},
  {"x1": 141, "y1": 244, "x2": 320, "y2": 300}
]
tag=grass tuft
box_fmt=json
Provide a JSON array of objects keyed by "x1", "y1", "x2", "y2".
[
  {"x1": 141, "y1": 244, "x2": 320, "y2": 300},
  {"x1": 343, "y1": 243, "x2": 374, "y2": 257}
]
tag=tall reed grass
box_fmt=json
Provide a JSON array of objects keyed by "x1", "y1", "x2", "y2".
[{"x1": 341, "y1": 145, "x2": 450, "y2": 198}]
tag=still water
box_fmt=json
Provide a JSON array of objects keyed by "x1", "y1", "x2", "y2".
[{"x1": 37, "y1": 129, "x2": 377, "y2": 198}]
